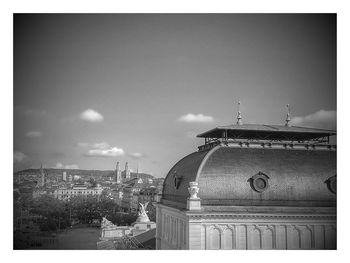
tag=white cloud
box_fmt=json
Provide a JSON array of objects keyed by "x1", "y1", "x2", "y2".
[
  {"x1": 14, "y1": 151, "x2": 27, "y2": 163},
  {"x1": 178, "y1": 113, "x2": 214, "y2": 123},
  {"x1": 26, "y1": 131, "x2": 42, "y2": 138},
  {"x1": 291, "y1": 110, "x2": 336, "y2": 130},
  {"x1": 80, "y1": 109, "x2": 104, "y2": 122},
  {"x1": 129, "y1": 152, "x2": 145, "y2": 158},
  {"x1": 84, "y1": 142, "x2": 124, "y2": 157},
  {"x1": 93, "y1": 142, "x2": 110, "y2": 149},
  {"x1": 54, "y1": 162, "x2": 79, "y2": 169},
  {"x1": 86, "y1": 147, "x2": 125, "y2": 157}
]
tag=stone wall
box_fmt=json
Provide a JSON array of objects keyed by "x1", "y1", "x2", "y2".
[
  {"x1": 156, "y1": 205, "x2": 187, "y2": 249},
  {"x1": 156, "y1": 204, "x2": 336, "y2": 250},
  {"x1": 197, "y1": 223, "x2": 336, "y2": 250}
]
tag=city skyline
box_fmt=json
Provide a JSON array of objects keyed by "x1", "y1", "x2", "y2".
[{"x1": 14, "y1": 14, "x2": 336, "y2": 176}]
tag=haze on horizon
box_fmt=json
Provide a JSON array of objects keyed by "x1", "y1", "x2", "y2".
[{"x1": 14, "y1": 14, "x2": 336, "y2": 177}]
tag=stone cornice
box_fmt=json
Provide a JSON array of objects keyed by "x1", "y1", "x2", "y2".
[{"x1": 186, "y1": 213, "x2": 336, "y2": 222}]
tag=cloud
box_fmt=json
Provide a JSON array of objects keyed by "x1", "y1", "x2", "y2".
[
  {"x1": 178, "y1": 113, "x2": 214, "y2": 123},
  {"x1": 93, "y1": 142, "x2": 110, "y2": 149},
  {"x1": 26, "y1": 131, "x2": 42, "y2": 138},
  {"x1": 291, "y1": 110, "x2": 336, "y2": 130},
  {"x1": 84, "y1": 142, "x2": 125, "y2": 157},
  {"x1": 86, "y1": 147, "x2": 125, "y2": 157},
  {"x1": 80, "y1": 109, "x2": 104, "y2": 122},
  {"x1": 14, "y1": 151, "x2": 27, "y2": 163},
  {"x1": 129, "y1": 152, "x2": 145, "y2": 159},
  {"x1": 15, "y1": 106, "x2": 47, "y2": 117},
  {"x1": 54, "y1": 162, "x2": 79, "y2": 169}
]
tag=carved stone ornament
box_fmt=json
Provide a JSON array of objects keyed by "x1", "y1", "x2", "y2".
[
  {"x1": 248, "y1": 171, "x2": 270, "y2": 193},
  {"x1": 188, "y1": 181, "x2": 199, "y2": 199}
]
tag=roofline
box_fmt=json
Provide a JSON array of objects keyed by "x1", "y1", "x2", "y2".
[{"x1": 197, "y1": 125, "x2": 336, "y2": 138}]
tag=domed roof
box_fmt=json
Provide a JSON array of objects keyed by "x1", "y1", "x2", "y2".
[{"x1": 162, "y1": 145, "x2": 336, "y2": 208}]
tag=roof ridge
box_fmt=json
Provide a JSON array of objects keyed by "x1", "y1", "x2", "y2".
[
  {"x1": 262, "y1": 124, "x2": 279, "y2": 130},
  {"x1": 291, "y1": 125, "x2": 336, "y2": 132}
]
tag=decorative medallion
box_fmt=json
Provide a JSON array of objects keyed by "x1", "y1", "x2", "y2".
[
  {"x1": 248, "y1": 171, "x2": 270, "y2": 193},
  {"x1": 325, "y1": 175, "x2": 336, "y2": 194}
]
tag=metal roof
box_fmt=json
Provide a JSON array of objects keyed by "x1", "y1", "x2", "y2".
[
  {"x1": 162, "y1": 146, "x2": 336, "y2": 207},
  {"x1": 196, "y1": 124, "x2": 336, "y2": 141}
]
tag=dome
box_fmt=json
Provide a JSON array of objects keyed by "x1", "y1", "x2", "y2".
[{"x1": 161, "y1": 145, "x2": 336, "y2": 208}]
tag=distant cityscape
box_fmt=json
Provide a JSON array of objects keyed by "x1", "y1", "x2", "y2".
[
  {"x1": 13, "y1": 162, "x2": 164, "y2": 249},
  {"x1": 14, "y1": 162, "x2": 164, "y2": 211}
]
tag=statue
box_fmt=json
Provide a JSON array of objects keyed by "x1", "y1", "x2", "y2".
[
  {"x1": 188, "y1": 181, "x2": 199, "y2": 199},
  {"x1": 136, "y1": 202, "x2": 150, "y2": 222},
  {"x1": 101, "y1": 217, "x2": 115, "y2": 229}
]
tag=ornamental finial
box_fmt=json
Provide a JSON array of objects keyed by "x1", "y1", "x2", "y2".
[
  {"x1": 285, "y1": 104, "x2": 291, "y2": 127},
  {"x1": 236, "y1": 100, "x2": 243, "y2": 125}
]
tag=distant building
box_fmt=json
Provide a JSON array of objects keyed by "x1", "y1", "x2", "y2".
[
  {"x1": 62, "y1": 171, "x2": 67, "y2": 181},
  {"x1": 32, "y1": 189, "x2": 47, "y2": 199},
  {"x1": 54, "y1": 183, "x2": 103, "y2": 200},
  {"x1": 68, "y1": 174, "x2": 73, "y2": 182},
  {"x1": 73, "y1": 175, "x2": 81, "y2": 181},
  {"x1": 122, "y1": 188, "x2": 139, "y2": 213},
  {"x1": 156, "y1": 107, "x2": 336, "y2": 250},
  {"x1": 39, "y1": 164, "x2": 45, "y2": 187},
  {"x1": 115, "y1": 162, "x2": 121, "y2": 184},
  {"x1": 121, "y1": 178, "x2": 146, "y2": 213},
  {"x1": 122, "y1": 162, "x2": 131, "y2": 181},
  {"x1": 138, "y1": 187, "x2": 162, "y2": 204}
]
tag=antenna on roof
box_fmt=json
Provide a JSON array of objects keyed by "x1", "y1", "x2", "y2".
[
  {"x1": 285, "y1": 104, "x2": 291, "y2": 127},
  {"x1": 236, "y1": 100, "x2": 243, "y2": 125}
]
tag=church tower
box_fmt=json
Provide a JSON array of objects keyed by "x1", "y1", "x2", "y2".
[
  {"x1": 115, "y1": 162, "x2": 121, "y2": 184},
  {"x1": 125, "y1": 162, "x2": 131, "y2": 180},
  {"x1": 39, "y1": 164, "x2": 45, "y2": 187}
]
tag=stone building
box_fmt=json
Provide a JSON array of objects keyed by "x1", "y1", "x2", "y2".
[
  {"x1": 115, "y1": 162, "x2": 122, "y2": 184},
  {"x1": 156, "y1": 109, "x2": 336, "y2": 250},
  {"x1": 54, "y1": 183, "x2": 103, "y2": 200},
  {"x1": 139, "y1": 187, "x2": 162, "y2": 204},
  {"x1": 39, "y1": 164, "x2": 45, "y2": 187}
]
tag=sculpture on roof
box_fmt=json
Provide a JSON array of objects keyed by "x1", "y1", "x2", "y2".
[
  {"x1": 236, "y1": 100, "x2": 243, "y2": 125},
  {"x1": 136, "y1": 202, "x2": 150, "y2": 222},
  {"x1": 101, "y1": 217, "x2": 115, "y2": 229},
  {"x1": 285, "y1": 104, "x2": 291, "y2": 127}
]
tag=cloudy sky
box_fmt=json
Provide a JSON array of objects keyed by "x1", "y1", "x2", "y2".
[{"x1": 13, "y1": 14, "x2": 336, "y2": 176}]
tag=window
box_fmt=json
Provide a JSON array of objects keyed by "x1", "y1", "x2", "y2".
[
  {"x1": 325, "y1": 175, "x2": 336, "y2": 194},
  {"x1": 248, "y1": 172, "x2": 270, "y2": 193}
]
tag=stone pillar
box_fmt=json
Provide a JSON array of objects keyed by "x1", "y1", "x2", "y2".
[{"x1": 187, "y1": 182, "x2": 201, "y2": 210}]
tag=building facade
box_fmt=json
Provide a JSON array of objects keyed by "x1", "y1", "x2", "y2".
[
  {"x1": 115, "y1": 162, "x2": 122, "y2": 184},
  {"x1": 156, "y1": 116, "x2": 336, "y2": 250},
  {"x1": 54, "y1": 183, "x2": 103, "y2": 200},
  {"x1": 139, "y1": 187, "x2": 162, "y2": 204}
]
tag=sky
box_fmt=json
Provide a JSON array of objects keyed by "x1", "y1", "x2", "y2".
[{"x1": 13, "y1": 14, "x2": 336, "y2": 177}]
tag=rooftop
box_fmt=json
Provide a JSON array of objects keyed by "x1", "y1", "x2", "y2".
[{"x1": 197, "y1": 124, "x2": 336, "y2": 142}]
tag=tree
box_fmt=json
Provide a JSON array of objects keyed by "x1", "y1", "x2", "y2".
[
  {"x1": 147, "y1": 202, "x2": 157, "y2": 222},
  {"x1": 89, "y1": 177, "x2": 97, "y2": 187}
]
